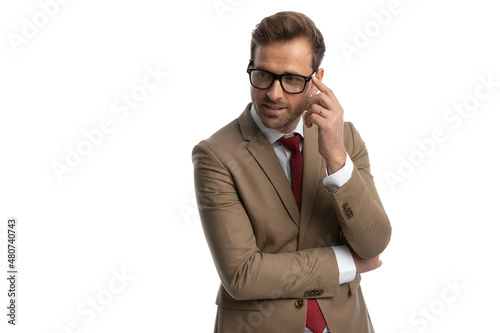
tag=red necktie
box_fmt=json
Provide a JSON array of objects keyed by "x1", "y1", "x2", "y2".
[
  {"x1": 278, "y1": 135, "x2": 327, "y2": 333},
  {"x1": 278, "y1": 135, "x2": 302, "y2": 209}
]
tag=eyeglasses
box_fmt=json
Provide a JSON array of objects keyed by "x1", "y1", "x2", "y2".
[{"x1": 247, "y1": 65, "x2": 315, "y2": 94}]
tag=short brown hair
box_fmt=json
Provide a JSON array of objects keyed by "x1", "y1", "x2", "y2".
[{"x1": 250, "y1": 11, "x2": 326, "y2": 72}]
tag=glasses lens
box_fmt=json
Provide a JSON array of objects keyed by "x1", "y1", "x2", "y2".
[
  {"x1": 282, "y1": 75, "x2": 306, "y2": 93},
  {"x1": 250, "y1": 70, "x2": 273, "y2": 89}
]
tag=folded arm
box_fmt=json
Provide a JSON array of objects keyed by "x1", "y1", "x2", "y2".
[
  {"x1": 193, "y1": 142, "x2": 341, "y2": 301},
  {"x1": 330, "y1": 122, "x2": 392, "y2": 259}
]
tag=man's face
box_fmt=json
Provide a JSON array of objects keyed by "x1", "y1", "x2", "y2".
[{"x1": 250, "y1": 37, "x2": 322, "y2": 134}]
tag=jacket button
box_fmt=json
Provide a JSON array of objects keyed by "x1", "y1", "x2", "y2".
[
  {"x1": 319, "y1": 290, "x2": 324, "y2": 295},
  {"x1": 295, "y1": 299, "x2": 304, "y2": 309},
  {"x1": 342, "y1": 202, "x2": 353, "y2": 219},
  {"x1": 304, "y1": 291, "x2": 311, "y2": 297},
  {"x1": 312, "y1": 290, "x2": 318, "y2": 296}
]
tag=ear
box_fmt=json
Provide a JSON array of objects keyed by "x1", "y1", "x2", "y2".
[{"x1": 311, "y1": 68, "x2": 324, "y2": 95}]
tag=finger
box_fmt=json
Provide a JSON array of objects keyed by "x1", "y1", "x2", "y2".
[
  {"x1": 304, "y1": 102, "x2": 328, "y2": 126},
  {"x1": 311, "y1": 75, "x2": 328, "y2": 92},
  {"x1": 304, "y1": 111, "x2": 325, "y2": 128},
  {"x1": 304, "y1": 102, "x2": 323, "y2": 116},
  {"x1": 305, "y1": 93, "x2": 330, "y2": 110},
  {"x1": 311, "y1": 76, "x2": 341, "y2": 105},
  {"x1": 304, "y1": 104, "x2": 325, "y2": 125}
]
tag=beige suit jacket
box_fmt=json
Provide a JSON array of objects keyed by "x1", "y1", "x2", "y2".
[{"x1": 192, "y1": 103, "x2": 391, "y2": 332}]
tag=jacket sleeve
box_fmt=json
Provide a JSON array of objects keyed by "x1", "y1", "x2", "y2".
[
  {"x1": 331, "y1": 122, "x2": 392, "y2": 259},
  {"x1": 192, "y1": 142, "x2": 341, "y2": 301}
]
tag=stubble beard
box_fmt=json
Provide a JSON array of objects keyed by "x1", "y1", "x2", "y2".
[{"x1": 255, "y1": 98, "x2": 308, "y2": 133}]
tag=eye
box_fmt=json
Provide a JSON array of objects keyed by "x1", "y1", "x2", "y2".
[
  {"x1": 256, "y1": 71, "x2": 271, "y2": 79},
  {"x1": 284, "y1": 75, "x2": 303, "y2": 84}
]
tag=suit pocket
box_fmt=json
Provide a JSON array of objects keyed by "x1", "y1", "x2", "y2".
[{"x1": 216, "y1": 285, "x2": 262, "y2": 311}]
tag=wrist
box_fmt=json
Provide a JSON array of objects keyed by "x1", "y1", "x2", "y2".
[{"x1": 326, "y1": 151, "x2": 347, "y2": 175}]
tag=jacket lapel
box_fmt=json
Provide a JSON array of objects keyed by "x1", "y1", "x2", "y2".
[{"x1": 238, "y1": 104, "x2": 300, "y2": 226}]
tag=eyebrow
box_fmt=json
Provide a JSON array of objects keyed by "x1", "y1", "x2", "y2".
[{"x1": 254, "y1": 67, "x2": 304, "y2": 76}]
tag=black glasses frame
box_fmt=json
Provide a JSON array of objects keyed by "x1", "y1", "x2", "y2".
[{"x1": 246, "y1": 65, "x2": 316, "y2": 94}]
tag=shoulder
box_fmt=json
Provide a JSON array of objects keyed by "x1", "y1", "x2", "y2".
[
  {"x1": 343, "y1": 121, "x2": 371, "y2": 171},
  {"x1": 192, "y1": 104, "x2": 252, "y2": 164},
  {"x1": 193, "y1": 103, "x2": 257, "y2": 155},
  {"x1": 343, "y1": 121, "x2": 365, "y2": 150},
  {"x1": 194, "y1": 118, "x2": 243, "y2": 155}
]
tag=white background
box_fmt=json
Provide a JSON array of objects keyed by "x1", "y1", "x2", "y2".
[{"x1": 1, "y1": 0, "x2": 499, "y2": 332}]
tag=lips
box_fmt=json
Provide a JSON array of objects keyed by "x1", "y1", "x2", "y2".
[{"x1": 263, "y1": 103, "x2": 286, "y2": 115}]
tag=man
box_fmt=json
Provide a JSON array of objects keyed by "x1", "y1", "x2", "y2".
[{"x1": 193, "y1": 11, "x2": 391, "y2": 333}]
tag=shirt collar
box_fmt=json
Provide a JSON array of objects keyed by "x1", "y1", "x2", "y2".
[{"x1": 250, "y1": 104, "x2": 304, "y2": 144}]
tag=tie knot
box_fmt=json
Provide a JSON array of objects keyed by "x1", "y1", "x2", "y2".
[{"x1": 278, "y1": 135, "x2": 300, "y2": 154}]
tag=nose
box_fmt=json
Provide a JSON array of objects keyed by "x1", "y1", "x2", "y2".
[{"x1": 267, "y1": 79, "x2": 284, "y2": 101}]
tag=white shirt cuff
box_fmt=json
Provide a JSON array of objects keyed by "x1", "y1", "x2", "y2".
[
  {"x1": 323, "y1": 154, "x2": 354, "y2": 192},
  {"x1": 331, "y1": 245, "x2": 357, "y2": 284}
]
